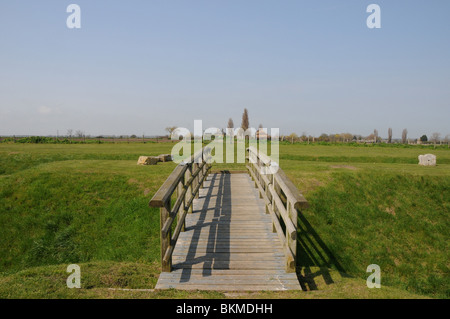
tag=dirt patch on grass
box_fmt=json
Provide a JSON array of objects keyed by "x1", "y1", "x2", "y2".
[
  {"x1": 379, "y1": 205, "x2": 396, "y2": 216},
  {"x1": 385, "y1": 206, "x2": 396, "y2": 216}
]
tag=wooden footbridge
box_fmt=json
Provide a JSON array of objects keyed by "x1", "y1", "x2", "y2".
[{"x1": 149, "y1": 147, "x2": 308, "y2": 291}]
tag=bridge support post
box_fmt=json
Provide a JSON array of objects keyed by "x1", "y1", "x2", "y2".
[
  {"x1": 194, "y1": 163, "x2": 200, "y2": 199},
  {"x1": 202, "y1": 162, "x2": 207, "y2": 187},
  {"x1": 187, "y1": 165, "x2": 193, "y2": 214},
  {"x1": 177, "y1": 175, "x2": 185, "y2": 232},
  {"x1": 160, "y1": 200, "x2": 172, "y2": 272},
  {"x1": 286, "y1": 201, "x2": 297, "y2": 273}
]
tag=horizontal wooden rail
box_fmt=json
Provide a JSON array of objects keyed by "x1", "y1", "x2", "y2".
[
  {"x1": 149, "y1": 147, "x2": 212, "y2": 272},
  {"x1": 246, "y1": 146, "x2": 308, "y2": 273}
]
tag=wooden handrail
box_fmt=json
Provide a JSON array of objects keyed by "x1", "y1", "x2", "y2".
[
  {"x1": 149, "y1": 147, "x2": 212, "y2": 272},
  {"x1": 149, "y1": 165, "x2": 188, "y2": 208},
  {"x1": 274, "y1": 169, "x2": 309, "y2": 210},
  {"x1": 246, "y1": 146, "x2": 308, "y2": 273}
]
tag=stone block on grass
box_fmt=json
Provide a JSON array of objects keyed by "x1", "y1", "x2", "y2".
[
  {"x1": 418, "y1": 154, "x2": 436, "y2": 166},
  {"x1": 137, "y1": 156, "x2": 160, "y2": 165},
  {"x1": 158, "y1": 154, "x2": 173, "y2": 162}
]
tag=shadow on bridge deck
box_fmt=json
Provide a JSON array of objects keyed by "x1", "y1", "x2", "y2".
[{"x1": 156, "y1": 172, "x2": 302, "y2": 291}]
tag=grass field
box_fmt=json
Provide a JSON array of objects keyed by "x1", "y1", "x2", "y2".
[{"x1": 0, "y1": 142, "x2": 448, "y2": 298}]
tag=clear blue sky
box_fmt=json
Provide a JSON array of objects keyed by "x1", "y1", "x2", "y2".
[{"x1": 0, "y1": 0, "x2": 449, "y2": 138}]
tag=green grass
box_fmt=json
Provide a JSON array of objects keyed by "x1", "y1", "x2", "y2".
[
  {"x1": 0, "y1": 159, "x2": 175, "y2": 272},
  {"x1": 0, "y1": 143, "x2": 448, "y2": 298},
  {"x1": 0, "y1": 261, "x2": 426, "y2": 299},
  {"x1": 289, "y1": 164, "x2": 449, "y2": 298},
  {"x1": 279, "y1": 143, "x2": 450, "y2": 164},
  {"x1": 0, "y1": 143, "x2": 176, "y2": 175}
]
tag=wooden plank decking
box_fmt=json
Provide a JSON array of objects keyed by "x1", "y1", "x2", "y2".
[{"x1": 155, "y1": 173, "x2": 302, "y2": 291}]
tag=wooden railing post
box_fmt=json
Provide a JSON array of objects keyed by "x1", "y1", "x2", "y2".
[
  {"x1": 160, "y1": 199, "x2": 172, "y2": 272},
  {"x1": 203, "y1": 163, "x2": 209, "y2": 188},
  {"x1": 192, "y1": 162, "x2": 196, "y2": 197},
  {"x1": 201, "y1": 155, "x2": 205, "y2": 187},
  {"x1": 287, "y1": 200, "x2": 297, "y2": 269},
  {"x1": 194, "y1": 162, "x2": 200, "y2": 199},
  {"x1": 187, "y1": 164, "x2": 193, "y2": 214},
  {"x1": 199, "y1": 161, "x2": 204, "y2": 190},
  {"x1": 271, "y1": 178, "x2": 277, "y2": 234},
  {"x1": 177, "y1": 175, "x2": 185, "y2": 232}
]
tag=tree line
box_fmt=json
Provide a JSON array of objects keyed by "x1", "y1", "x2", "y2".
[{"x1": 1, "y1": 108, "x2": 448, "y2": 146}]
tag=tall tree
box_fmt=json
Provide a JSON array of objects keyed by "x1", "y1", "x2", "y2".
[
  {"x1": 402, "y1": 128, "x2": 408, "y2": 144},
  {"x1": 227, "y1": 118, "x2": 234, "y2": 129},
  {"x1": 288, "y1": 133, "x2": 298, "y2": 144},
  {"x1": 241, "y1": 108, "x2": 249, "y2": 131},
  {"x1": 388, "y1": 128, "x2": 392, "y2": 144},
  {"x1": 340, "y1": 133, "x2": 352, "y2": 142}
]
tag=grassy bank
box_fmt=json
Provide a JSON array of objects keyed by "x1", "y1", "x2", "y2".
[{"x1": 0, "y1": 143, "x2": 448, "y2": 298}]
